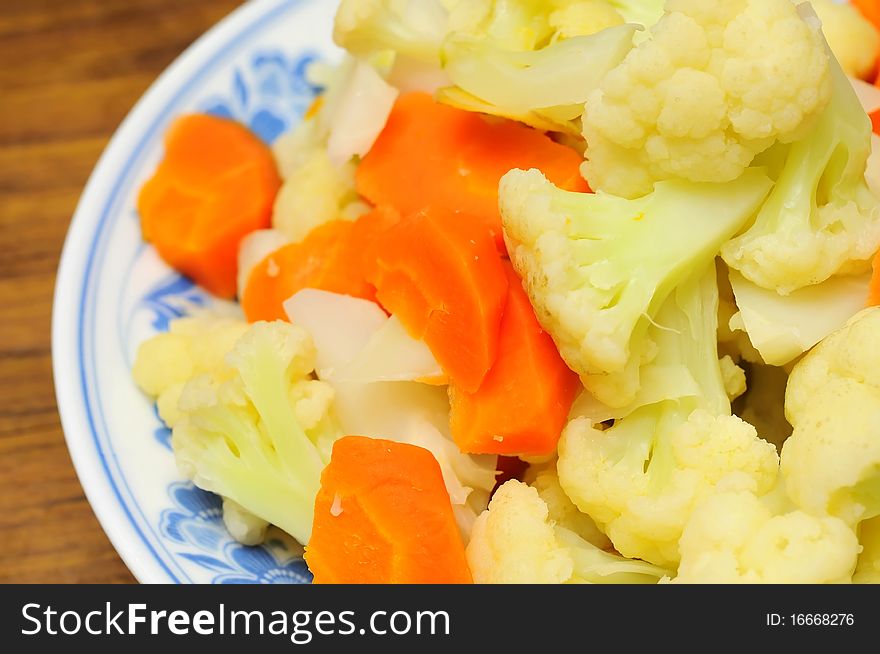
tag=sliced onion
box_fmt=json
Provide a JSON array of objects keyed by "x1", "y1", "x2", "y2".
[
  {"x1": 849, "y1": 76, "x2": 880, "y2": 115},
  {"x1": 324, "y1": 60, "x2": 399, "y2": 168},
  {"x1": 283, "y1": 289, "x2": 388, "y2": 379}
]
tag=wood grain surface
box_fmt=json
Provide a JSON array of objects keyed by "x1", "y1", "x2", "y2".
[{"x1": 0, "y1": 0, "x2": 244, "y2": 584}]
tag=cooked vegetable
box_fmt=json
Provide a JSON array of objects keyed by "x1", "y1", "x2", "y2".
[
  {"x1": 170, "y1": 321, "x2": 340, "y2": 545},
  {"x1": 466, "y1": 480, "x2": 669, "y2": 584},
  {"x1": 284, "y1": 289, "x2": 497, "y2": 538},
  {"x1": 810, "y1": 0, "x2": 880, "y2": 80},
  {"x1": 132, "y1": 315, "x2": 249, "y2": 428},
  {"x1": 357, "y1": 92, "x2": 588, "y2": 252},
  {"x1": 581, "y1": 0, "x2": 832, "y2": 198},
  {"x1": 449, "y1": 263, "x2": 580, "y2": 456},
  {"x1": 499, "y1": 167, "x2": 772, "y2": 407},
  {"x1": 138, "y1": 114, "x2": 281, "y2": 297},
  {"x1": 722, "y1": 53, "x2": 880, "y2": 293},
  {"x1": 322, "y1": 58, "x2": 399, "y2": 167},
  {"x1": 524, "y1": 461, "x2": 611, "y2": 550},
  {"x1": 285, "y1": 289, "x2": 441, "y2": 383},
  {"x1": 272, "y1": 147, "x2": 365, "y2": 241},
  {"x1": 243, "y1": 221, "x2": 364, "y2": 322},
  {"x1": 440, "y1": 24, "x2": 638, "y2": 134},
  {"x1": 557, "y1": 267, "x2": 779, "y2": 567},
  {"x1": 853, "y1": 0, "x2": 880, "y2": 33},
  {"x1": 671, "y1": 489, "x2": 859, "y2": 583},
  {"x1": 333, "y1": 0, "x2": 452, "y2": 64},
  {"x1": 305, "y1": 435, "x2": 473, "y2": 584},
  {"x1": 728, "y1": 269, "x2": 872, "y2": 366},
  {"x1": 369, "y1": 205, "x2": 509, "y2": 393},
  {"x1": 243, "y1": 206, "x2": 399, "y2": 322},
  {"x1": 237, "y1": 229, "x2": 290, "y2": 300},
  {"x1": 222, "y1": 498, "x2": 269, "y2": 546},
  {"x1": 781, "y1": 308, "x2": 880, "y2": 527}
]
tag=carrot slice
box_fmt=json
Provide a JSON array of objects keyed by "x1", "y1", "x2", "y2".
[
  {"x1": 138, "y1": 114, "x2": 281, "y2": 298},
  {"x1": 242, "y1": 206, "x2": 400, "y2": 322},
  {"x1": 449, "y1": 264, "x2": 580, "y2": 456},
  {"x1": 855, "y1": 0, "x2": 880, "y2": 32},
  {"x1": 305, "y1": 436, "x2": 472, "y2": 584},
  {"x1": 357, "y1": 92, "x2": 588, "y2": 252},
  {"x1": 369, "y1": 206, "x2": 509, "y2": 393}
]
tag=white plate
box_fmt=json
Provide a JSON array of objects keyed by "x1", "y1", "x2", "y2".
[{"x1": 52, "y1": 0, "x2": 337, "y2": 584}]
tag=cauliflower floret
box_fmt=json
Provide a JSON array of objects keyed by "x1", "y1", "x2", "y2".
[
  {"x1": 499, "y1": 167, "x2": 771, "y2": 405},
  {"x1": 271, "y1": 111, "x2": 368, "y2": 243},
  {"x1": 560, "y1": 408, "x2": 779, "y2": 567},
  {"x1": 721, "y1": 49, "x2": 880, "y2": 294},
  {"x1": 524, "y1": 462, "x2": 611, "y2": 550},
  {"x1": 171, "y1": 321, "x2": 341, "y2": 545},
  {"x1": 781, "y1": 308, "x2": 880, "y2": 526},
  {"x1": 672, "y1": 490, "x2": 859, "y2": 583},
  {"x1": 466, "y1": 480, "x2": 668, "y2": 583},
  {"x1": 221, "y1": 498, "x2": 269, "y2": 546},
  {"x1": 854, "y1": 516, "x2": 880, "y2": 584},
  {"x1": 132, "y1": 315, "x2": 249, "y2": 427},
  {"x1": 334, "y1": 0, "x2": 452, "y2": 63},
  {"x1": 557, "y1": 268, "x2": 779, "y2": 567},
  {"x1": 720, "y1": 355, "x2": 747, "y2": 402},
  {"x1": 582, "y1": 0, "x2": 832, "y2": 198},
  {"x1": 808, "y1": 0, "x2": 880, "y2": 80}
]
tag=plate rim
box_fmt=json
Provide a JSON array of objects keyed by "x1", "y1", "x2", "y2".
[{"x1": 51, "y1": 0, "x2": 310, "y2": 584}]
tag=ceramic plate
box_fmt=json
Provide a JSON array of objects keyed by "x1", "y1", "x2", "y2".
[{"x1": 52, "y1": 0, "x2": 336, "y2": 583}]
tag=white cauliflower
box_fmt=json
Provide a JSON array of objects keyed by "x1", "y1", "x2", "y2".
[
  {"x1": 498, "y1": 167, "x2": 771, "y2": 404},
  {"x1": 672, "y1": 489, "x2": 859, "y2": 583},
  {"x1": 271, "y1": 116, "x2": 368, "y2": 244},
  {"x1": 721, "y1": 51, "x2": 880, "y2": 293},
  {"x1": 466, "y1": 481, "x2": 668, "y2": 584},
  {"x1": 132, "y1": 315, "x2": 249, "y2": 427},
  {"x1": 170, "y1": 321, "x2": 341, "y2": 545},
  {"x1": 557, "y1": 268, "x2": 779, "y2": 567},
  {"x1": 582, "y1": 0, "x2": 832, "y2": 198},
  {"x1": 524, "y1": 462, "x2": 611, "y2": 550},
  {"x1": 221, "y1": 498, "x2": 269, "y2": 546},
  {"x1": 782, "y1": 308, "x2": 880, "y2": 526}
]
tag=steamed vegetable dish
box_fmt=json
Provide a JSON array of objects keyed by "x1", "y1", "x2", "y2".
[{"x1": 132, "y1": 0, "x2": 880, "y2": 584}]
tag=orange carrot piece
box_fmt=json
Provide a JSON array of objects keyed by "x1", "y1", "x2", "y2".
[
  {"x1": 871, "y1": 110, "x2": 880, "y2": 136},
  {"x1": 868, "y1": 249, "x2": 880, "y2": 306},
  {"x1": 138, "y1": 114, "x2": 281, "y2": 298},
  {"x1": 449, "y1": 264, "x2": 580, "y2": 456},
  {"x1": 305, "y1": 436, "x2": 472, "y2": 584},
  {"x1": 369, "y1": 206, "x2": 509, "y2": 393},
  {"x1": 242, "y1": 206, "x2": 400, "y2": 322},
  {"x1": 357, "y1": 92, "x2": 588, "y2": 252},
  {"x1": 855, "y1": 0, "x2": 880, "y2": 32}
]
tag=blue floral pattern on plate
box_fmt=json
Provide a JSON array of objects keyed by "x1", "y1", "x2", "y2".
[
  {"x1": 160, "y1": 483, "x2": 312, "y2": 585},
  {"x1": 200, "y1": 49, "x2": 323, "y2": 143},
  {"x1": 137, "y1": 47, "x2": 321, "y2": 583}
]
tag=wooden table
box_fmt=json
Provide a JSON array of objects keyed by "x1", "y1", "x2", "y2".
[{"x1": 0, "y1": 0, "x2": 244, "y2": 584}]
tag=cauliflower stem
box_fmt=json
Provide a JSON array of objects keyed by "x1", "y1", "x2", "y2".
[{"x1": 499, "y1": 166, "x2": 771, "y2": 405}]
